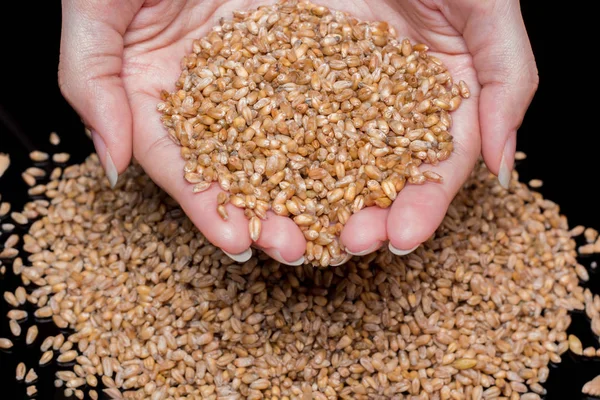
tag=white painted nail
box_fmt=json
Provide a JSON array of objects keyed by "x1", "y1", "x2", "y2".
[
  {"x1": 223, "y1": 248, "x2": 253, "y2": 263},
  {"x1": 347, "y1": 242, "x2": 382, "y2": 256},
  {"x1": 267, "y1": 250, "x2": 305, "y2": 266},
  {"x1": 498, "y1": 137, "x2": 515, "y2": 190},
  {"x1": 91, "y1": 130, "x2": 118, "y2": 189},
  {"x1": 105, "y1": 150, "x2": 119, "y2": 189},
  {"x1": 330, "y1": 253, "x2": 353, "y2": 266},
  {"x1": 388, "y1": 243, "x2": 419, "y2": 256},
  {"x1": 498, "y1": 154, "x2": 511, "y2": 190}
]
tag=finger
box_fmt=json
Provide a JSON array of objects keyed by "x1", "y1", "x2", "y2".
[
  {"x1": 387, "y1": 61, "x2": 481, "y2": 253},
  {"x1": 128, "y1": 95, "x2": 253, "y2": 257},
  {"x1": 254, "y1": 211, "x2": 306, "y2": 266},
  {"x1": 443, "y1": 0, "x2": 539, "y2": 186},
  {"x1": 340, "y1": 207, "x2": 388, "y2": 256},
  {"x1": 58, "y1": 0, "x2": 144, "y2": 185},
  {"x1": 131, "y1": 91, "x2": 306, "y2": 264}
]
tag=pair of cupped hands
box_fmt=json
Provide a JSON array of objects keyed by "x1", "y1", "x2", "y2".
[{"x1": 59, "y1": 0, "x2": 538, "y2": 266}]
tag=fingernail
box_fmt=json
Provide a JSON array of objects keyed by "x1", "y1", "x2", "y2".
[
  {"x1": 347, "y1": 241, "x2": 382, "y2": 256},
  {"x1": 388, "y1": 243, "x2": 419, "y2": 256},
  {"x1": 498, "y1": 135, "x2": 516, "y2": 190},
  {"x1": 91, "y1": 130, "x2": 118, "y2": 188},
  {"x1": 266, "y1": 249, "x2": 305, "y2": 266},
  {"x1": 223, "y1": 248, "x2": 253, "y2": 263},
  {"x1": 331, "y1": 253, "x2": 353, "y2": 266}
]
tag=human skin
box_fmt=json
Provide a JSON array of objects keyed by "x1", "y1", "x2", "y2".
[{"x1": 58, "y1": 0, "x2": 538, "y2": 265}]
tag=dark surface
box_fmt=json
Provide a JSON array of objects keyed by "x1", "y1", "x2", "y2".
[{"x1": 1, "y1": 1, "x2": 599, "y2": 399}]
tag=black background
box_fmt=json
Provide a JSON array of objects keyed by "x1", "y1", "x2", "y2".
[{"x1": 1, "y1": 1, "x2": 599, "y2": 399}]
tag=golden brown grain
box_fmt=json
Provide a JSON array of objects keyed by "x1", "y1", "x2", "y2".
[
  {"x1": 22, "y1": 172, "x2": 36, "y2": 187},
  {"x1": 569, "y1": 334, "x2": 583, "y2": 355},
  {"x1": 16, "y1": 362, "x2": 26, "y2": 381},
  {"x1": 9, "y1": 319, "x2": 21, "y2": 336},
  {"x1": 52, "y1": 152, "x2": 71, "y2": 163},
  {"x1": 10, "y1": 211, "x2": 28, "y2": 225},
  {"x1": 7, "y1": 309, "x2": 27, "y2": 320},
  {"x1": 585, "y1": 227, "x2": 598, "y2": 243},
  {"x1": 26, "y1": 385, "x2": 37, "y2": 397},
  {"x1": 3, "y1": 291, "x2": 19, "y2": 307},
  {"x1": 4, "y1": 233, "x2": 19, "y2": 248},
  {"x1": 26, "y1": 325, "x2": 38, "y2": 345},
  {"x1": 158, "y1": 0, "x2": 468, "y2": 266},
  {"x1": 49, "y1": 132, "x2": 61, "y2": 145},
  {"x1": 39, "y1": 350, "x2": 54, "y2": 365},
  {"x1": 29, "y1": 151, "x2": 49, "y2": 162},
  {"x1": 0, "y1": 153, "x2": 9, "y2": 177},
  {"x1": 528, "y1": 178, "x2": 543, "y2": 188},
  {"x1": 2, "y1": 74, "x2": 599, "y2": 399},
  {"x1": 515, "y1": 151, "x2": 527, "y2": 160},
  {"x1": 0, "y1": 202, "x2": 10, "y2": 217},
  {"x1": 583, "y1": 375, "x2": 600, "y2": 396}
]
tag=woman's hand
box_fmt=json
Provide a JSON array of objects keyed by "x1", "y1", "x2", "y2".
[
  {"x1": 340, "y1": 0, "x2": 539, "y2": 257},
  {"x1": 58, "y1": 0, "x2": 538, "y2": 265}
]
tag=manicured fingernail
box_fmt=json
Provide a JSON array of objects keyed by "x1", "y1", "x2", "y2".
[
  {"x1": 266, "y1": 249, "x2": 304, "y2": 266},
  {"x1": 347, "y1": 241, "x2": 382, "y2": 256},
  {"x1": 223, "y1": 248, "x2": 253, "y2": 263},
  {"x1": 331, "y1": 253, "x2": 353, "y2": 266},
  {"x1": 91, "y1": 130, "x2": 118, "y2": 188},
  {"x1": 389, "y1": 243, "x2": 419, "y2": 256},
  {"x1": 498, "y1": 136, "x2": 516, "y2": 190}
]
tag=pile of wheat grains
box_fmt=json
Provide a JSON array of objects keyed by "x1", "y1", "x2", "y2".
[
  {"x1": 0, "y1": 145, "x2": 592, "y2": 400},
  {"x1": 158, "y1": 0, "x2": 470, "y2": 267}
]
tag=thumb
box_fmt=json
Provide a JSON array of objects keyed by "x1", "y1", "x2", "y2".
[
  {"x1": 58, "y1": 0, "x2": 142, "y2": 186},
  {"x1": 443, "y1": 0, "x2": 539, "y2": 187}
]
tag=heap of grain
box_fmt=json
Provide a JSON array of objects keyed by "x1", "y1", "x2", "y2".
[
  {"x1": 1, "y1": 147, "x2": 590, "y2": 400},
  {"x1": 158, "y1": 0, "x2": 469, "y2": 267}
]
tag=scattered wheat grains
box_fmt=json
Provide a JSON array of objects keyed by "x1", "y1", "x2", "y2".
[
  {"x1": 40, "y1": 336, "x2": 53, "y2": 352},
  {"x1": 2, "y1": 223, "x2": 15, "y2": 232},
  {"x1": 9, "y1": 319, "x2": 21, "y2": 337},
  {"x1": 25, "y1": 166, "x2": 46, "y2": 178},
  {"x1": 24, "y1": 368, "x2": 38, "y2": 384},
  {"x1": 15, "y1": 286, "x2": 26, "y2": 305},
  {"x1": 583, "y1": 375, "x2": 600, "y2": 396},
  {"x1": 10, "y1": 211, "x2": 28, "y2": 225},
  {"x1": 4, "y1": 291, "x2": 19, "y2": 307},
  {"x1": 0, "y1": 247, "x2": 19, "y2": 259},
  {"x1": 26, "y1": 385, "x2": 37, "y2": 397},
  {"x1": 528, "y1": 179, "x2": 543, "y2": 188},
  {"x1": 26, "y1": 325, "x2": 39, "y2": 345},
  {"x1": 22, "y1": 172, "x2": 36, "y2": 187},
  {"x1": 515, "y1": 151, "x2": 527, "y2": 161},
  {"x1": 16, "y1": 362, "x2": 26, "y2": 381},
  {"x1": 39, "y1": 350, "x2": 54, "y2": 365},
  {"x1": 0, "y1": 338, "x2": 14, "y2": 349},
  {"x1": 52, "y1": 152, "x2": 71, "y2": 163},
  {"x1": 0, "y1": 140, "x2": 595, "y2": 400},
  {"x1": 0, "y1": 201, "x2": 10, "y2": 217},
  {"x1": 585, "y1": 227, "x2": 599, "y2": 243},
  {"x1": 568, "y1": 334, "x2": 583, "y2": 355},
  {"x1": 49, "y1": 132, "x2": 61, "y2": 146},
  {"x1": 4, "y1": 233, "x2": 19, "y2": 248},
  {"x1": 7, "y1": 309, "x2": 27, "y2": 321},
  {"x1": 0, "y1": 153, "x2": 10, "y2": 177},
  {"x1": 583, "y1": 346, "x2": 597, "y2": 357},
  {"x1": 159, "y1": 0, "x2": 469, "y2": 267},
  {"x1": 28, "y1": 150, "x2": 49, "y2": 162}
]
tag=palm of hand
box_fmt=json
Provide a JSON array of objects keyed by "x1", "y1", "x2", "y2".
[{"x1": 120, "y1": 0, "x2": 480, "y2": 264}]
